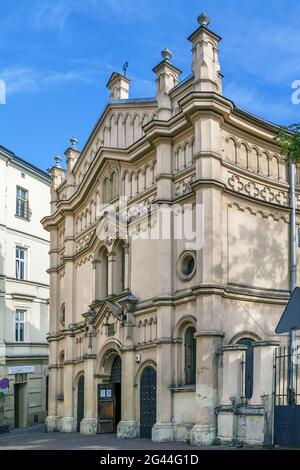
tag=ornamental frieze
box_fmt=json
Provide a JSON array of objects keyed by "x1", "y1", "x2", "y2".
[
  {"x1": 227, "y1": 172, "x2": 288, "y2": 207},
  {"x1": 174, "y1": 175, "x2": 195, "y2": 197}
]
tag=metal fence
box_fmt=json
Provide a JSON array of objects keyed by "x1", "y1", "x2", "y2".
[{"x1": 274, "y1": 346, "x2": 300, "y2": 406}]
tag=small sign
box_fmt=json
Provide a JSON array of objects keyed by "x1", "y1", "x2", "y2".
[
  {"x1": 276, "y1": 287, "x2": 300, "y2": 333},
  {"x1": 0, "y1": 378, "x2": 9, "y2": 389},
  {"x1": 8, "y1": 365, "x2": 35, "y2": 375}
]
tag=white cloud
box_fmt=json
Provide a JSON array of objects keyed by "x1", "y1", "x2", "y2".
[
  {"x1": 0, "y1": 66, "x2": 100, "y2": 95},
  {"x1": 29, "y1": 0, "x2": 153, "y2": 30},
  {"x1": 224, "y1": 81, "x2": 300, "y2": 125}
]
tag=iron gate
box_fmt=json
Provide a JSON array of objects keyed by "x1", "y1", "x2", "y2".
[
  {"x1": 140, "y1": 366, "x2": 157, "y2": 439},
  {"x1": 274, "y1": 346, "x2": 300, "y2": 447}
]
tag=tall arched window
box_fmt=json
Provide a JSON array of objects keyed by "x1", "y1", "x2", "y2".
[
  {"x1": 104, "y1": 177, "x2": 112, "y2": 203},
  {"x1": 96, "y1": 246, "x2": 108, "y2": 300},
  {"x1": 104, "y1": 172, "x2": 118, "y2": 203},
  {"x1": 185, "y1": 327, "x2": 196, "y2": 385},
  {"x1": 111, "y1": 172, "x2": 118, "y2": 199},
  {"x1": 114, "y1": 240, "x2": 126, "y2": 295},
  {"x1": 60, "y1": 303, "x2": 65, "y2": 327},
  {"x1": 237, "y1": 337, "x2": 254, "y2": 399}
]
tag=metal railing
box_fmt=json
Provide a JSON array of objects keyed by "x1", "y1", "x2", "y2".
[{"x1": 274, "y1": 346, "x2": 300, "y2": 406}]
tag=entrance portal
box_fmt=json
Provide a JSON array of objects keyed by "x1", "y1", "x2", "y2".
[
  {"x1": 140, "y1": 366, "x2": 157, "y2": 439},
  {"x1": 98, "y1": 355, "x2": 121, "y2": 433}
]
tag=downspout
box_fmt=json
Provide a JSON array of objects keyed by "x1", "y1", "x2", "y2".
[{"x1": 289, "y1": 162, "x2": 297, "y2": 400}]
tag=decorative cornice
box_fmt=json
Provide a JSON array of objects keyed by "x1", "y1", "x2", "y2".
[
  {"x1": 228, "y1": 200, "x2": 289, "y2": 223},
  {"x1": 195, "y1": 330, "x2": 225, "y2": 338}
]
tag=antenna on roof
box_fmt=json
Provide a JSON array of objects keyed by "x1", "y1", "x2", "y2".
[{"x1": 122, "y1": 61, "x2": 129, "y2": 77}]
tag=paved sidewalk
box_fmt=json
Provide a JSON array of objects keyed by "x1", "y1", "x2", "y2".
[{"x1": 0, "y1": 424, "x2": 236, "y2": 450}]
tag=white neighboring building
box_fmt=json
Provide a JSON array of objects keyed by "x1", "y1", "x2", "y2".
[{"x1": 0, "y1": 144, "x2": 50, "y2": 429}]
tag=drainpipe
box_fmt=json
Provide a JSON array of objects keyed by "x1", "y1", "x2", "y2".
[{"x1": 289, "y1": 162, "x2": 297, "y2": 401}]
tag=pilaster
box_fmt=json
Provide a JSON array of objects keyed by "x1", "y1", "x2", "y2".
[
  {"x1": 191, "y1": 330, "x2": 224, "y2": 446},
  {"x1": 155, "y1": 138, "x2": 173, "y2": 202},
  {"x1": 80, "y1": 355, "x2": 97, "y2": 435},
  {"x1": 118, "y1": 305, "x2": 138, "y2": 438},
  {"x1": 117, "y1": 349, "x2": 138, "y2": 438}
]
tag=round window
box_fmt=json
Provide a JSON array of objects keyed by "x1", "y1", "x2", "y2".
[{"x1": 178, "y1": 251, "x2": 196, "y2": 280}]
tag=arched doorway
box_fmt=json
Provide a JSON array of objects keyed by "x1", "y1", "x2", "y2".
[
  {"x1": 77, "y1": 376, "x2": 84, "y2": 432},
  {"x1": 140, "y1": 366, "x2": 157, "y2": 439},
  {"x1": 111, "y1": 356, "x2": 121, "y2": 430},
  {"x1": 98, "y1": 355, "x2": 122, "y2": 433}
]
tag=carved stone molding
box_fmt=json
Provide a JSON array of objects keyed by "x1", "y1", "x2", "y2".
[
  {"x1": 227, "y1": 172, "x2": 288, "y2": 207},
  {"x1": 175, "y1": 174, "x2": 195, "y2": 197},
  {"x1": 228, "y1": 201, "x2": 289, "y2": 224}
]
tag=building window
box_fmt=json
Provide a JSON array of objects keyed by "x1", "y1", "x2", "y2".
[
  {"x1": 15, "y1": 246, "x2": 26, "y2": 280},
  {"x1": 114, "y1": 239, "x2": 126, "y2": 295},
  {"x1": 104, "y1": 172, "x2": 118, "y2": 203},
  {"x1": 15, "y1": 310, "x2": 25, "y2": 342},
  {"x1": 185, "y1": 326, "x2": 196, "y2": 385},
  {"x1": 237, "y1": 337, "x2": 254, "y2": 400},
  {"x1": 16, "y1": 186, "x2": 31, "y2": 220},
  {"x1": 60, "y1": 303, "x2": 66, "y2": 327},
  {"x1": 107, "y1": 323, "x2": 115, "y2": 337},
  {"x1": 178, "y1": 251, "x2": 196, "y2": 281},
  {"x1": 15, "y1": 373, "x2": 27, "y2": 383},
  {"x1": 96, "y1": 247, "x2": 108, "y2": 300}
]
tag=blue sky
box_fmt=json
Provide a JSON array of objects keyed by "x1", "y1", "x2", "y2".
[{"x1": 0, "y1": 0, "x2": 299, "y2": 170}]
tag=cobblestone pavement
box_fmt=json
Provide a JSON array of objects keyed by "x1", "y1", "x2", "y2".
[{"x1": 0, "y1": 424, "x2": 240, "y2": 450}]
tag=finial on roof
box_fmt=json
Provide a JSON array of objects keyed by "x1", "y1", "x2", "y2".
[
  {"x1": 198, "y1": 12, "x2": 210, "y2": 27},
  {"x1": 54, "y1": 154, "x2": 62, "y2": 168},
  {"x1": 122, "y1": 61, "x2": 129, "y2": 77},
  {"x1": 70, "y1": 136, "x2": 78, "y2": 150},
  {"x1": 161, "y1": 48, "x2": 173, "y2": 62}
]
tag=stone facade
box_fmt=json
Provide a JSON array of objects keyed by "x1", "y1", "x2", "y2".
[{"x1": 42, "y1": 15, "x2": 298, "y2": 445}]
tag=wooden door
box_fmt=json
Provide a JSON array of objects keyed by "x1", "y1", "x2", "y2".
[{"x1": 98, "y1": 384, "x2": 114, "y2": 433}]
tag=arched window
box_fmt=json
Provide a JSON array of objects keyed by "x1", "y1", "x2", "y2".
[
  {"x1": 96, "y1": 246, "x2": 108, "y2": 300},
  {"x1": 185, "y1": 327, "x2": 196, "y2": 385},
  {"x1": 111, "y1": 172, "x2": 118, "y2": 199},
  {"x1": 104, "y1": 172, "x2": 118, "y2": 203},
  {"x1": 104, "y1": 177, "x2": 112, "y2": 203},
  {"x1": 113, "y1": 240, "x2": 126, "y2": 295},
  {"x1": 60, "y1": 303, "x2": 65, "y2": 327},
  {"x1": 237, "y1": 337, "x2": 254, "y2": 399}
]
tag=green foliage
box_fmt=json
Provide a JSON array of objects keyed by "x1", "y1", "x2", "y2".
[
  {"x1": 211, "y1": 437, "x2": 221, "y2": 446},
  {"x1": 274, "y1": 124, "x2": 300, "y2": 163},
  {"x1": 184, "y1": 435, "x2": 191, "y2": 445}
]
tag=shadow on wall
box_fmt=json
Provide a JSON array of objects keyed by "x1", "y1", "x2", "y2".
[{"x1": 227, "y1": 209, "x2": 288, "y2": 291}]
